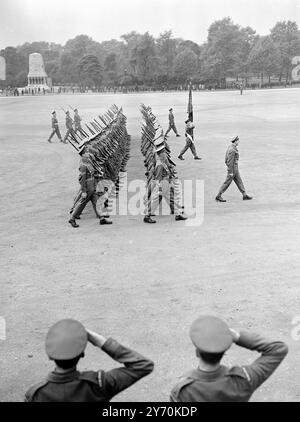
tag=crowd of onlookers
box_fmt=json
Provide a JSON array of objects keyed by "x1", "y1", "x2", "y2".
[{"x1": 1, "y1": 80, "x2": 299, "y2": 97}]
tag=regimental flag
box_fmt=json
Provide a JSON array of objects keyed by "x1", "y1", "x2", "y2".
[{"x1": 187, "y1": 82, "x2": 193, "y2": 122}]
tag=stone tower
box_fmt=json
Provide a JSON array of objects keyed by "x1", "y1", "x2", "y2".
[
  {"x1": 0, "y1": 56, "x2": 5, "y2": 80},
  {"x1": 27, "y1": 53, "x2": 50, "y2": 90}
]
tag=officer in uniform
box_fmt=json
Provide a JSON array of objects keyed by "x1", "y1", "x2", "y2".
[
  {"x1": 25, "y1": 319, "x2": 154, "y2": 402},
  {"x1": 47, "y1": 111, "x2": 64, "y2": 143},
  {"x1": 178, "y1": 119, "x2": 201, "y2": 160},
  {"x1": 164, "y1": 108, "x2": 180, "y2": 139},
  {"x1": 170, "y1": 315, "x2": 288, "y2": 402},
  {"x1": 63, "y1": 111, "x2": 76, "y2": 143},
  {"x1": 144, "y1": 140, "x2": 187, "y2": 224},
  {"x1": 74, "y1": 108, "x2": 84, "y2": 135},
  {"x1": 216, "y1": 136, "x2": 252, "y2": 202},
  {"x1": 68, "y1": 150, "x2": 112, "y2": 228}
]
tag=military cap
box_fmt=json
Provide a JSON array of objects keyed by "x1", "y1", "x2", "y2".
[
  {"x1": 231, "y1": 136, "x2": 239, "y2": 143},
  {"x1": 52, "y1": 111, "x2": 56, "y2": 115},
  {"x1": 74, "y1": 109, "x2": 78, "y2": 112},
  {"x1": 66, "y1": 110, "x2": 70, "y2": 114},
  {"x1": 45, "y1": 319, "x2": 88, "y2": 360},
  {"x1": 189, "y1": 316, "x2": 233, "y2": 354},
  {"x1": 169, "y1": 108, "x2": 173, "y2": 111}
]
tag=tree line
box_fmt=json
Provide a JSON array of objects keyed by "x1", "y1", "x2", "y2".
[{"x1": 1, "y1": 18, "x2": 300, "y2": 89}]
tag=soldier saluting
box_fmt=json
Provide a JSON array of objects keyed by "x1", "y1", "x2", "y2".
[
  {"x1": 25, "y1": 319, "x2": 154, "y2": 402},
  {"x1": 47, "y1": 111, "x2": 64, "y2": 143},
  {"x1": 170, "y1": 315, "x2": 288, "y2": 402},
  {"x1": 216, "y1": 136, "x2": 252, "y2": 202}
]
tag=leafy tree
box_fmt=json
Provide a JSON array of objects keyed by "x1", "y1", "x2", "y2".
[
  {"x1": 270, "y1": 21, "x2": 300, "y2": 83},
  {"x1": 78, "y1": 54, "x2": 103, "y2": 89},
  {"x1": 173, "y1": 47, "x2": 198, "y2": 83},
  {"x1": 156, "y1": 30, "x2": 177, "y2": 83},
  {"x1": 248, "y1": 36, "x2": 280, "y2": 85}
]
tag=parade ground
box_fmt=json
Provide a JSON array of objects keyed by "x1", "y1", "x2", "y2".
[{"x1": 0, "y1": 88, "x2": 300, "y2": 402}]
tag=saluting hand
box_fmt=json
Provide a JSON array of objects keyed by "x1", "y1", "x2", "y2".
[
  {"x1": 230, "y1": 328, "x2": 240, "y2": 343},
  {"x1": 86, "y1": 329, "x2": 107, "y2": 348}
]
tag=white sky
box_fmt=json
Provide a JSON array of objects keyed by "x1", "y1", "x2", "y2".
[{"x1": 1, "y1": 0, "x2": 300, "y2": 49}]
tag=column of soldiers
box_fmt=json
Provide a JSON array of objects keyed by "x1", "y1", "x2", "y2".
[
  {"x1": 140, "y1": 104, "x2": 187, "y2": 224},
  {"x1": 47, "y1": 108, "x2": 84, "y2": 144},
  {"x1": 66, "y1": 105, "x2": 130, "y2": 228}
]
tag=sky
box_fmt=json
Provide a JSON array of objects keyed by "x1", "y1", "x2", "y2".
[{"x1": 1, "y1": 0, "x2": 300, "y2": 49}]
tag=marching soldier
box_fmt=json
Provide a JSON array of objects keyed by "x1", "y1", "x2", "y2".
[
  {"x1": 215, "y1": 136, "x2": 252, "y2": 202},
  {"x1": 144, "y1": 140, "x2": 187, "y2": 224},
  {"x1": 25, "y1": 319, "x2": 154, "y2": 402},
  {"x1": 170, "y1": 315, "x2": 288, "y2": 402},
  {"x1": 164, "y1": 108, "x2": 181, "y2": 139},
  {"x1": 63, "y1": 111, "x2": 76, "y2": 143},
  {"x1": 47, "y1": 111, "x2": 64, "y2": 143},
  {"x1": 178, "y1": 118, "x2": 201, "y2": 160},
  {"x1": 68, "y1": 150, "x2": 112, "y2": 228},
  {"x1": 74, "y1": 108, "x2": 84, "y2": 135}
]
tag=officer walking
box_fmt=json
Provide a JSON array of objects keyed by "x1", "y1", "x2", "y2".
[
  {"x1": 178, "y1": 119, "x2": 201, "y2": 160},
  {"x1": 68, "y1": 149, "x2": 112, "y2": 228},
  {"x1": 63, "y1": 110, "x2": 76, "y2": 143},
  {"x1": 47, "y1": 111, "x2": 64, "y2": 143},
  {"x1": 215, "y1": 136, "x2": 252, "y2": 202},
  {"x1": 170, "y1": 315, "x2": 288, "y2": 402},
  {"x1": 164, "y1": 108, "x2": 181, "y2": 139},
  {"x1": 74, "y1": 108, "x2": 84, "y2": 135},
  {"x1": 25, "y1": 319, "x2": 154, "y2": 402}
]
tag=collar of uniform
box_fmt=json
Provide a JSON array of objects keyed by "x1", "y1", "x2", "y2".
[
  {"x1": 47, "y1": 369, "x2": 80, "y2": 383},
  {"x1": 187, "y1": 365, "x2": 227, "y2": 382}
]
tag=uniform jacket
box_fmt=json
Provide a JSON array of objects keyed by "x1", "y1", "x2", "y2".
[
  {"x1": 74, "y1": 114, "x2": 82, "y2": 126},
  {"x1": 78, "y1": 161, "x2": 96, "y2": 193},
  {"x1": 51, "y1": 117, "x2": 59, "y2": 129},
  {"x1": 24, "y1": 338, "x2": 154, "y2": 402},
  {"x1": 66, "y1": 115, "x2": 73, "y2": 130},
  {"x1": 225, "y1": 144, "x2": 239, "y2": 173},
  {"x1": 170, "y1": 331, "x2": 288, "y2": 402},
  {"x1": 169, "y1": 111, "x2": 175, "y2": 125},
  {"x1": 185, "y1": 122, "x2": 195, "y2": 136}
]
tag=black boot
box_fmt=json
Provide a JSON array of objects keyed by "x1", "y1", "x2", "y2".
[
  {"x1": 175, "y1": 214, "x2": 187, "y2": 221},
  {"x1": 144, "y1": 216, "x2": 156, "y2": 224},
  {"x1": 100, "y1": 218, "x2": 112, "y2": 225},
  {"x1": 68, "y1": 219, "x2": 79, "y2": 228},
  {"x1": 178, "y1": 155, "x2": 184, "y2": 161},
  {"x1": 215, "y1": 196, "x2": 226, "y2": 203},
  {"x1": 243, "y1": 194, "x2": 253, "y2": 200}
]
